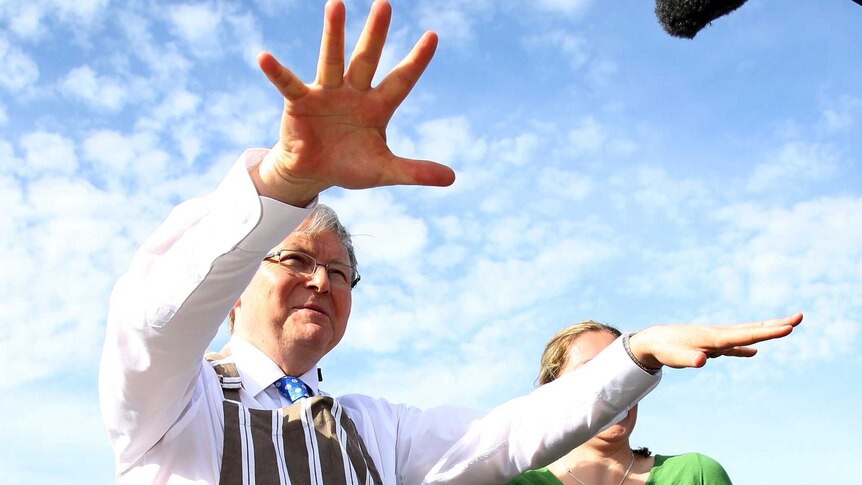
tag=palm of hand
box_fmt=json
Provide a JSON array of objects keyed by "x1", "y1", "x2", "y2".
[{"x1": 275, "y1": 86, "x2": 397, "y2": 192}]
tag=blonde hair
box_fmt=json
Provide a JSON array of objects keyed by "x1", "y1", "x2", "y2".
[{"x1": 536, "y1": 320, "x2": 621, "y2": 386}]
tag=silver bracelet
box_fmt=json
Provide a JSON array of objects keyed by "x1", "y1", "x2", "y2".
[{"x1": 623, "y1": 332, "x2": 661, "y2": 375}]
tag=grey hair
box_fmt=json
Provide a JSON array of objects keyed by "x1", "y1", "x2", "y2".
[{"x1": 295, "y1": 203, "x2": 357, "y2": 270}]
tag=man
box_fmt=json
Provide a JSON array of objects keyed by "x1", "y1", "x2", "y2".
[{"x1": 99, "y1": 1, "x2": 802, "y2": 484}]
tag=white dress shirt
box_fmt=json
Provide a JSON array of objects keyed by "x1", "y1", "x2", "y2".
[{"x1": 99, "y1": 149, "x2": 661, "y2": 485}]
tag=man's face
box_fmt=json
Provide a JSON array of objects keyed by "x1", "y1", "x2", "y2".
[
  {"x1": 235, "y1": 228, "x2": 352, "y2": 372},
  {"x1": 561, "y1": 330, "x2": 638, "y2": 444}
]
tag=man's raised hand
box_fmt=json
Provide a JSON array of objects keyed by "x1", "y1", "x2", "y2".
[
  {"x1": 629, "y1": 313, "x2": 803, "y2": 370},
  {"x1": 252, "y1": 0, "x2": 455, "y2": 206}
]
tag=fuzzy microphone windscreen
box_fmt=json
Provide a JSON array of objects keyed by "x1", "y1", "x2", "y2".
[{"x1": 655, "y1": 0, "x2": 749, "y2": 39}]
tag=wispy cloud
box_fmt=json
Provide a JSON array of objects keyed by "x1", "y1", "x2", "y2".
[
  {"x1": 747, "y1": 141, "x2": 839, "y2": 192},
  {"x1": 531, "y1": 0, "x2": 595, "y2": 17},
  {"x1": 412, "y1": 0, "x2": 495, "y2": 46},
  {"x1": 20, "y1": 131, "x2": 78, "y2": 176},
  {"x1": 166, "y1": 2, "x2": 225, "y2": 58},
  {"x1": 0, "y1": 36, "x2": 39, "y2": 92},
  {"x1": 524, "y1": 30, "x2": 590, "y2": 71},
  {"x1": 60, "y1": 66, "x2": 128, "y2": 111},
  {"x1": 1, "y1": 0, "x2": 109, "y2": 40}
]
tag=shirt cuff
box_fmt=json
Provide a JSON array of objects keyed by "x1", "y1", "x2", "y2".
[{"x1": 223, "y1": 148, "x2": 318, "y2": 252}]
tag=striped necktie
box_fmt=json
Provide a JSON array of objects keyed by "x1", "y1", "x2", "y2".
[{"x1": 274, "y1": 376, "x2": 311, "y2": 403}]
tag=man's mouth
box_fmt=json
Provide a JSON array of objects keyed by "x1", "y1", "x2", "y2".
[{"x1": 297, "y1": 303, "x2": 329, "y2": 318}]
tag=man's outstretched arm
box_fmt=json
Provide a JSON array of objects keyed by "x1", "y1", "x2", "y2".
[
  {"x1": 424, "y1": 313, "x2": 803, "y2": 485},
  {"x1": 629, "y1": 313, "x2": 803, "y2": 369}
]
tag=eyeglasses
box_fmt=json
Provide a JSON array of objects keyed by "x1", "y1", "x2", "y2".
[{"x1": 264, "y1": 249, "x2": 360, "y2": 289}]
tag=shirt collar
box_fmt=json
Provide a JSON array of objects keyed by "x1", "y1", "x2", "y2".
[{"x1": 228, "y1": 336, "x2": 321, "y2": 397}]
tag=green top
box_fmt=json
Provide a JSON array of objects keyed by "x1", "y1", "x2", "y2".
[{"x1": 504, "y1": 453, "x2": 732, "y2": 485}]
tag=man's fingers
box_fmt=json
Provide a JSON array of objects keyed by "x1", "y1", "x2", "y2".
[
  {"x1": 379, "y1": 156, "x2": 455, "y2": 188},
  {"x1": 345, "y1": 0, "x2": 391, "y2": 90},
  {"x1": 376, "y1": 31, "x2": 438, "y2": 109},
  {"x1": 257, "y1": 52, "x2": 309, "y2": 100},
  {"x1": 316, "y1": 0, "x2": 346, "y2": 88}
]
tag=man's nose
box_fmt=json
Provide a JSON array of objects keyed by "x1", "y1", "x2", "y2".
[{"x1": 305, "y1": 264, "x2": 331, "y2": 293}]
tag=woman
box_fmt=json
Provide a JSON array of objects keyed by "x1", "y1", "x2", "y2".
[{"x1": 507, "y1": 321, "x2": 732, "y2": 485}]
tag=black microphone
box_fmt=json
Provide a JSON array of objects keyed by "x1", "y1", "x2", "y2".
[{"x1": 655, "y1": 0, "x2": 748, "y2": 39}]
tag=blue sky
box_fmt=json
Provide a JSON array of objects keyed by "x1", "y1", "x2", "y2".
[{"x1": 1, "y1": 0, "x2": 860, "y2": 483}]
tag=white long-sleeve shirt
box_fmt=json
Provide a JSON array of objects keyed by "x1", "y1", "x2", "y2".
[{"x1": 98, "y1": 149, "x2": 661, "y2": 485}]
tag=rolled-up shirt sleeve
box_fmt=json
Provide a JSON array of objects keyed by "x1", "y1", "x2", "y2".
[
  {"x1": 423, "y1": 337, "x2": 660, "y2": 485},
  {"x1": 98, "y1": 149, "x2": 314, "y2": 473}
]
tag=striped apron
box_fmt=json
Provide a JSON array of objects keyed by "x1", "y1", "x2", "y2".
[{"x1": 207, "y1": 353, "x2": 383, "y2": 485}]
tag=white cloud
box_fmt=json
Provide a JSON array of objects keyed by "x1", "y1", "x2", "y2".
[
  {"x1": 119, "y1": 11, "x2": 193, "y2": 81},
  {"x1": 415, "y1": 116, "x2": 487, "y2": 168},
  {"x1": 747, "y1": 141, "x2": 839, "y2": 192},
  {"x1": 20, "y1": 131, "x2": 78, "y2": 177},
  {"x1": 167, "y1": 2, "x2": 224, "y2": 58},
  {"x1": 81, "y1": 128, "x2": 181, "y2": 193},
  {"x1": 344, "y1": 316, "x2": 536, "y2": 409},
  {"x1": 172, "y1": 122, "x2": 204, "y2": 165},
  {"x1": 254, "y1": 0, "x2": 300, "y2": 18},
  {"x1": 0, "y1": 388, "x2": 110, "y2": 457},
  {"x1": 327, "y1": 189, "x2": 429, "y2": 267},
  {"x1": 432, "y1": 214, "x2": 468, "y2": 242},
  {"x1": 205, "y1": 88, "x2": 281, "y2": 147},
  {"x1": 454, "y1": 236, "x2": 615, "y2": 323},
  {"x1": 630, "y1": 166, "x2": 711, "y2": 224},
  {"x1": 60, "y1": 66, "x2": 128, "y2": 111},
  {"x1": 585, "y1": 58, "x2": 618, "y2": 87},
  {"x1": 54, "y1": 0, "x2": 110, "y2": 24},
  {"x1": 0, "y1": 103, "x2": 7, "y2": 124},
  {"x1": 567, "y1": 116, "x2": 607, "y2": 154},
  {"x1": 0, "y1": 173, "x2": 24, "y2": 233},
  {"x1": 0, "y1": 36, "x2": 40, "y2": 92},
  {"x1": 629, "y1": 195, "x2": 862, "y2": 368},
  {"x1": 225, "y1": 9, "x2": 264, "y2": 68},
  {"x1": 413, "y1": 1, "x2": 492, "y2": 45},
  {"x1": 532, "y1": 0, "x2": 595, "y2": 16},
  {"x1": 524, "y1": 30, "x2": 589, "y2": 71},
  {"x1": 3, "y1": 0, "x2": 109, "y2": 41},
  {"x1": 6, "y1": 3, "x2": 45, "y2": 39},
  {"x1": 489, "y1": 132, "x2": 540, "y2": 167},
  {"x1": 82, "y1": 130, "x2": 137, "y2": 172},
  {"x1": 538, "y1": 167, "x2": 592, "y2": 201},
  {"x1": 369, "y1": 26, "x2": 411, "y2": 88},
  {"x1": 152, "y1": 89, "x2": 202, "y2": 122},
  {"x1": 346, "y1": 307, "x2": 424, "y2": 353},
  {"x1": 818, "y1": 95, "x2": 860, "y2": 134},
  {"x1": 0, "y1": 169, "x2": 133, "y2": 390}
]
